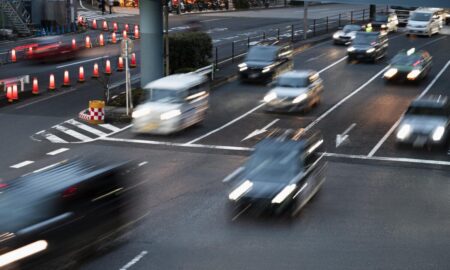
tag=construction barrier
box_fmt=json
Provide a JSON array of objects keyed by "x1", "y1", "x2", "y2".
[{"x1": 78, "y1": 100, "x2": 105, "y2": 124}]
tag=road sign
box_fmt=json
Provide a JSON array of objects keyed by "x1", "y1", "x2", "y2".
[{"x1": 121, "y1": 38, "x2": 134, "y2": 58}]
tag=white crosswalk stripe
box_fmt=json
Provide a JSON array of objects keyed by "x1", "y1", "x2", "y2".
[
  {"x1": 53, "y1": 125, "x2": 93, "y2": 142},
  {"x1": 40, "y1": 132, "x2": 68, "y2": 143},
  {"x1": 78, "y1": 10, "x2": 134, "y2": 21},
  {"x1": 99, "y1": 123, "x2": 121, "y2": 132},
  {"x1": 66, "y1": 119, "x2": 107, "y2": 137}
]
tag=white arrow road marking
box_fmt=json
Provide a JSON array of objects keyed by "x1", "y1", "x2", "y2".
[
  {"x1": 336, "y1": 123, "x2": 356, "y2": 148},
  {"x1": 242, "y1": 118, "x2": 280, "y2": 141}
]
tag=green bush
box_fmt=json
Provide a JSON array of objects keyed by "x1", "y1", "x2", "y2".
[
  {"x1": 169, "y1": 32, "x2": 212, "y2": 74},
  {"x1": 232, "y1": 0, "x2": 250, "y2": 9}
]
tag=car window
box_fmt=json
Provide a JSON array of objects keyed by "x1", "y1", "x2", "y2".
[
  {"x1": 246, "y1": 148, "x2": 302, "y2": 181},
  {"x1": 391, "y1": 54, "x2": 421, "y2": 65},
  {"x1": 148, "y1": 88, "x2": 183, "y2": 103},
  {"x1": 406, "y1": 106, "x2": 447, "y2": 116},
  {"x1": 410, "y1": 12, "x2": 432, "y2": 21},
  {"x1": 276, "y1": 76, "x2": 309, "y2": 88},
  {"x1": 246, "y1": 46, "x2": 278, "y2": 62},
  {"x1": 343, "y1": 25, "x2": 361, "y2": 32},
  {"x1": 375, "y1": 15, "x2": 388, "y2": 22},
  {"x1": 353, "y1": 34, "x2": 377, "y2": 45}
]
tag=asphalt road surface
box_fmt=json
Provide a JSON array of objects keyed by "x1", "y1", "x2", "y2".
[{"x1": 1, "y1": 8, "x2": 450, "y2": 270}]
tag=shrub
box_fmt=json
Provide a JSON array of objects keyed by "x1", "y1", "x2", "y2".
[
  {"x1": 169, "y1": 32, "x2": 212, "y2": 74},
  {"x1": 232, "y1": 0, "x2": 250, "y2": 9}
]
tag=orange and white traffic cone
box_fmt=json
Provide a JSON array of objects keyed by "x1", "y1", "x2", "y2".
[
  {"x1": 63, "y1": 70, "x2": 71, "y2": 87},
  {"x1": 134, "y1": 25, "x2": 139, "y2": 39},
  {"x1": 104, "y1": 60, "x2": 112, "y2": 75},
  {"x1": 12, "y1": 84, "x2": 18, "y2": 100},
  {"x1": 6, "y1": 86, "x2": 13, "y2": 103},
  {"x1": 32, "y1": 77, "x2": 39, "y2": 95},
  {"x1": 11, "y1": 49, "x2": 16, "y2": 63},
  {"x1": 92, "y1": 19, "x2": 97, "y2": 30},
  {"x1": 102, "y1": 20, "x2": 108, "y2": 31},
  {"x1": 130, "y1": 53, "x2": 137, "y2": 68},
  {"x1": 122, "y1": 30, "x2": 127, "y2": 39},
  {"x1": 113, "y1": 22, "x2": 118, "y2": 33},
  {"x1": 99, "y1": 33, "x2": 105, "y2": 46},
  {"x1": 111, "y1": 32, "x2": 117, "y2": 44},
  {"x1": 125, "y1": 24, "x2": 129, "y2": 33},
  {"x1": 85, "y1": 36, "x2": 91, "y2": 48},
  {"x1": 49, "y1": 74, "x2": 56, "y2": 90},
  {"x1": 117, "y1": 57, "x2": 124, "y2": 72},
  {"x1": 78, "y1": 66, "x2": 85, "y2": 83},
  {"x1": 92, "y1": 63, "x2": 99, "y2": 78},
  {"x1": 72, "y1": 38, "x2": 77, "y2": 50}
]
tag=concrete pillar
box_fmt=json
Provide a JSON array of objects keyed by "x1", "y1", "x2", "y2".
[{"x1": 140, "y1": 0, "x2": 164, "y2": 88}]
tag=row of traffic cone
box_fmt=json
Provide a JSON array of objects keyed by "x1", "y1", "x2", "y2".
[{"x1": 87, "y1": 18, "x2": 139, "y2": 36}]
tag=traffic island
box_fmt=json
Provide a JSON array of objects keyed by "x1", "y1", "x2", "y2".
[{"x1": 104, "y1": 88, "x2": 145, "y2": 123}]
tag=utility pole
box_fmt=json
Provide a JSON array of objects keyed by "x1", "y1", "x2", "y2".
[
  {"x1": 370, "y1": 4, "x2": 376, "y2": 20},
  {"x1": 303, "y1": 1, "x2": 308, "y2": 40},
  {"x1": 164, "y1": 5, "x2": 170, "y2": 76}
]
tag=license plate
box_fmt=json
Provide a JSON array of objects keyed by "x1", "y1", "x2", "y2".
[
  {"x1": 249, "y1": 73, "x2": 258, "y2": 78},
  {"x1": 413, "y1": 136, "x2": 427, "y2": 147}
]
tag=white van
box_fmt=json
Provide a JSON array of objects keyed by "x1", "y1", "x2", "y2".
[
  {"x1": 132, "y1": 73, "x2": 209, "y2": 135},
  {"x1": 406, "y1": 9, "x2": 441, "y2": 37}
]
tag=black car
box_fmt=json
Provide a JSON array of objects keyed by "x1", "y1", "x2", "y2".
[
  {"x1": 347, "y1": 31, "x2": 388, "y2": 63},
  {"x1": 238, "y1": 43, "x2": 293, "y2": 83},
  {"x1": 370, "y1": 12, "x2": 399, "y2": 32},
  {"x1": 225, "y1": 130, "x2": 326, "y2": 216},
  {"x1": 383, "y1": 48, "x2": 432, "y2": 82},
  {"x1": 0, "y1": 159, "x2": 138, "y2": 269}
]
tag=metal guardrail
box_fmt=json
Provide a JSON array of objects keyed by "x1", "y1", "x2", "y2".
[{"x1": 0, "y1": 75, "x2": 30, "y2": 92}]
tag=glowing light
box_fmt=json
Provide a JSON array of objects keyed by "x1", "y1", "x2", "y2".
[
  {"x1": 272, "y1": 184, "x2": 297, "y2": 204},
  {"x1": 229, "y1": 180, "x2": 253, "y2": 201},
  {"x1": 292, "y1": 93, "x2": 308, "y2": 104},
  {"x1": 396, "y1": 124, "x2": 411, "y2": 140},
  {"x1": 264, "y1": 92, "x2": 277, "y2": 103},
  {"x1": 384, "y1": 68, "x2": 398, "y2": 79},
  {"x1": 0, "y1": 240, "x2": 48, "y2": 267},
  {"x1": 432, "y1": 126, "x2": 445, "y2": 141},
  {"x1": 407, "y1": 69, "x2": 421, "y2": 80}
]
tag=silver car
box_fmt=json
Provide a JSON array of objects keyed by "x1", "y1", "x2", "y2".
[
  {"x1": 396, "y1": 95, "x2": 450, "y2": 147},
  {"x1": 263, "y1": 70, "x2": 323, "y2": 113},
  {"x1": 333, "y1": 24, "x2": 362, "y2": 45}
]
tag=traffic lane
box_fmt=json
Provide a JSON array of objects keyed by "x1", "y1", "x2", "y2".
[
  {"x1": 309, "y1": 35, "x2": 450, "y2": 157},
  {"x1": 81, "y1": 159, "x2": 450, "y2": 270}
]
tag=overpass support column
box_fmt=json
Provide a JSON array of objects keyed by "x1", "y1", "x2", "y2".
[{"x1": 140, "y1": 0, "x2": 164, "y2": 88}]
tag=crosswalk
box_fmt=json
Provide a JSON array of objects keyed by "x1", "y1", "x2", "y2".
[
  {"x1": 33, "y1": 119, "x2": 126, "y2": 144},
  {"x1": 77, "y1": 10, "x2": 135, "y2": 21}
]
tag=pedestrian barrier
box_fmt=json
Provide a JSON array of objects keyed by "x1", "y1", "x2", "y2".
[{"x1": 78, "y1": 100, "x2": 105, "y2": 125}]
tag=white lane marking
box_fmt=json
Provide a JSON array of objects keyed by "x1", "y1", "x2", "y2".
[
  {"x1": 119, "y1": 251, "x2": 148, "y2": 270},
  {"x1": 318, "y1": 55, "x2": 348, "y2": 74},
  {"x1": 336, "y1": 123, "x2": 356, "y2": 148},
  {"x1": 200, "y1": 18, "x2": 225, "y2": 23},
  {"x1": 36, "y1": 130, "x2": 68, "y2": 143},
  {"x1": 324, "y1": 152, "x2": 450, "y2": 167},
  {"x1": 33, "y1": 160, "x2": 66, "y2": 173},
  {"x1": 66, "y1": 119, "x2": 107, "y2": 136},
  {"x1": 138, "y1": 161, "x2": 148, "y2": 167},
  {"x1": 99, "y1": 123, "x2": 121, "y2": 132},
  {"x1": 232, "y1": 204, "x2": 252, "y2": 221},
  {"x1": 306, "y1": 52, "x2": 327, "y2": 63},
  {"x1": 304, "y1": 66, "x2": 390, "y2": 132},
  {"x1": 53, "y1": 125, "x2": 93, "y2": 142},
  {"x1": 100, "y1": 137, "x2": 253, "y2": 151},
  {"x1": 56, "y1": 56, "x2": 107, "y2": 69},
  {"x1": 46, "y1": 148, "x2": 70, "y2": 156},
  {"x1": 10, "y1": 161, "x2": 34, "y2": 169},
  {"x1": 185, "y1": 103, "x2": 266, "y2": 145},
  {"x1": 368, "y1": 60, "x2": 450, "y2": 157},
  {"x1": 242, "y1": 118, "x2": 279, "y2": 141}
]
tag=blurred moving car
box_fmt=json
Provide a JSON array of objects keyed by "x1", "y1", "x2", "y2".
[
  {"x1": 347, "y1": 31, "x2": 388, "y2": 63},
  {"x1": 0, "y1": 159, "x2": 138, "y2": 269},
  {"x1": 369, "y1": 12, "x2": 399, "y2": 33},
  {"x1": 332, "y1": 24, "x2": 363, "y2": 45},
  {"x1": 132, "y1": 73, "x2": 209, "y2": 135},
  {"x1": 396, "y1": 95, "x2": 450, "y2": 148},
  {"x1": 26, "y1": 38, "x2": 80, "y2": 62},
  {"x1": 225, "y1": 129, "x2": 326, "y2": 216},
  {"x1": 383, "y1": 48, "x2": 432, "y2": 82},
  {"x1": 238, "y1": 43, "x2": 293, "y2": 83},
  {"x1": 263, "y1": 70, "x2": 323, "y2": 113},
  {"x1": 406, "y1": 9, "x2": 441, "y2": 37}
]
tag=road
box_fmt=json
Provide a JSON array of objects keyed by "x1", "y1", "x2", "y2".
[{"x1": 0, "y1": 6, "x2": 450, "y2": 270}]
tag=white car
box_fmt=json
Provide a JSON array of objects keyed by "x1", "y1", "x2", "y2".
[
  {"x1": 264, "y1": 70, "x2": 323, "y2": 113},
  {"x1": 332, "y1": 24, "x2": 362, "y2": 45},
  {"x1": 406, "y1": 10, "x2": 441, "y2": 37}
]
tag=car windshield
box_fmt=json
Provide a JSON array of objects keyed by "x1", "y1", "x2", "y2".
[
  {"x1": 276, "y1": 76, "x2": 309, "y2": 88},
  {"x1": 246, "y1": 46, "x2": 278, "y2": 62},
  {"x1": 353, "y1": 34, "x2": 377, "y2": 45},
  {"x1": 148, "y1": 88, "x2": 183, "y2": 103},
  {"x1": 375, "y1": 15, "x2": 388, "y2": 22},
  {"x1": 391, "y1": 6, "x2": 417, "y2": 11},
  {"x1": 391, "y1": 54, "x2": 421, "y2": 66},
  {"x1": 406, "y1": 106, "x2": 446, "y2": 116},
  {"x1": 410, "y1": 12, "x2": 432, "y2": 21},
  {"x1": 343, "y1": 25, "x2": 361, "y2": 32}
]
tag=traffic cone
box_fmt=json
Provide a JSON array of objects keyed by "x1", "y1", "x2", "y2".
[
  {"x1": 92, "y1": 63, "x2": 99, "y2": 78},
  {"x1": 99, "y1": 33, "x2": 105, "y2": 46},
  {"x1": 117, "y1": 57, "x2": 124, "y2": 71},
  {"x1": 92, "y1": 19, "x2": 97, "y2": 30},
  {"x1": 28, "y1": 46, "x2": 33, "y2": 56},
  {"x1": 130, "y1": 53, "x2": 137, "y2": 68},
  {"x1": 12, "y1": 84, "x2": 18, "y2": 100},
  {"x1": 32, "y1": 77, "x2": 39, "y2": 95},
  {"x1": 72, "y1": 38, "x2": 77, "y2": 50},
  {"x1": 102, "y1": 20, "x2": 108, "y2": 31},
  {"x1": 122, "y1": 30, "x2": 127, "y2": 39},
  {"x1": 11, "y1": 49, "x2": 16, "y2": 63},
  {"x1": 49, "y1": 74, "x2": 56, "y2": 90},
  {"x1": 63, "y1": 70, "x2": 71, "y2": 87},
  {"x1": 111, "y1": 32, "x2": 117, "y2": 44},
  {"x1": 78, "y1": 66, "x2": 85, "y2": 83},
  {"x1": 113, "y1": 22, "x2": 118, "y2": 33},
  {"x1": 125, "y1": 24, "x2": 129, "y2": 33},
  {"x1": 6, "y1": 86, "x2": 13, "y2": 103},
  {"x1": 104, "y1": 60, "x2": 112, "y2": 75},
  {"x1": 134, "y1": 27, "x2": 140, "y2": 39},
  {"x1": 85, "y1": 36, "x2": 91, "y2": 48}
]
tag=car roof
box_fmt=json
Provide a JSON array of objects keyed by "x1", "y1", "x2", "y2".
[
  {"x1": 396, "y1": 48, "x2": 427, "y2": 57},
  {"x1": 143, "y1": 73, "x2": 207, "y2": 91},
  {"x1": 278, "y1": 70, "x2": 316, "y2": 78},
  {"x1": 411, "y1": 95, "x2": 448, "y2": 108}
]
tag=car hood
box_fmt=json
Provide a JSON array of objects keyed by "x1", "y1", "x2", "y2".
[
  {"x1": 134, "y1": 102, "x2": 182, "y2": 117},
  {"x1": 270, "y1": 87, "x2": 309, "y2": 98},
  {"x1": 351, "y1": 45, "x2": 373, "y2": 51},
  {"x1": 335, "y1": 30, "x2": 356, "y2": 37},
  {"x1": 400, "y1": 116, "x2": 448, "y2": 133},
  {"x1": 244, "y1": 60, "x2": 274, "y2": 69},
  {"x1": 390, "y1": 64, "x2": 415, "y2": 72},
  {"x1": 244, "y1": 181, "x2": 287, "y2": 199}
]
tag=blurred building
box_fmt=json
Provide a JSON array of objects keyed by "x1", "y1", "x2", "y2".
[{"x1": 0, "y1": 0, "x2": 77, "y2": 35}]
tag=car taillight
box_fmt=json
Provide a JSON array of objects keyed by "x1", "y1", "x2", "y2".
[
  {"x1": 0, "y1": 183, "x2": 7, "y2": 189},
  {"x1": 62, "y1": 186, "x2": 78, "y2": 198}
]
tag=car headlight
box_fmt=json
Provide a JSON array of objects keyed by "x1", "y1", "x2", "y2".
[
  {"x1": 366, "y1": 48, "x2": 375, "y2": 53},
  {"x1": 381, "y1": 24, "x2": 387, "y2": 28},
  {"x1": 272, "y1": 184, "x2": 297, "y2": 204},
  {"x1": 396, "y1": 124, "x2": 411, "y2": 140},
  {"x1": 347, "y1": 46, "x2": 355, "y2": 52},
  {"x1": 228, "y1": 180, "x2": 253, "y2": 201},
  {"x1": 383, "y1": 68, "x2": 398, "y2": 79},
  {"x1": 432, "y1": 126, "x2": 445, "y2": 141},
  {"x1": 238, "y1": 63, "x2": 247, "y2": 72},
  {"x1": 132, "y1": 107, "x2": 151, "y2": 118},
  {"x1": 262, "y1": 67, "x2": 272, "y2": 73},
  {"x1": 333, "y1": 33, "x2": 340, "y2": 39},
  {"x1": 407, "y1": 69, "x2": 421, "y2": 80},
  {"x1": 292, "y1": 93, "x2": 308, "y2": 104},
  {"x1": 160, "y1": 109, "x2": 181, "y2": 120},
  {"x1": 264, "y1": 92, "x2": 277, "y2": 103}
]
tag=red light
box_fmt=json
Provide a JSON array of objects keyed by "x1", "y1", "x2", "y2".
[
  {"x1": 0, "y1": 183, "x2": 7, "y2": 189},
  {"x1": 413, "y1": 60, "x2": 421, "y2": 67},
  {"x1": 63, "y1": 186, "x2": 78, "y2": 198}
]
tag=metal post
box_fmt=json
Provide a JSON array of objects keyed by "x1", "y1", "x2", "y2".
[
  {"x1": 277, "y1": 28, "x2": 280, "y2": 40},
  {"x1": 215, "y1": 47, "x2": 218, "y2": 68},
  {"x1": 164, "y1": 6, "x2": 169, "y2": 76},
  {"x1": 125, "y1": 39, "x2": 129, "y2": 116},
  {"x1": 303, "y1": 1, "x2": 308, "y2": 40},
  {"x1": 231, "y1": 41, "x2": 235, "y2": 63},
  {"x1": 247, "y1": 36, "x2": 250, "y2": 48},
  {"x1": 291, "y1": 24, "x2": 294, "y2": 42},
  {"x1": 351, "y1": 11, "x2": 354, "y2": 24}
]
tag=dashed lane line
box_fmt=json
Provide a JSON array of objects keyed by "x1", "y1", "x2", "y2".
[
  {"x1": 119, "y1": 251, "x2": 148, "y2": 270},
  {"x1": 46, "y1": 148, "x2": 70, "y2": 156},
  {"x1": 10, "y1": 161, "x2": 34, "y2": 169}
]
